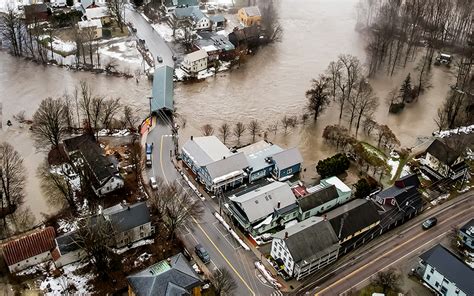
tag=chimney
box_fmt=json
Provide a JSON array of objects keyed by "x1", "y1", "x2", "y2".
[
  {"x1": 191, "y1": 136, "x2": 194, "y2": 141},
  {"x1": 277, "y1": 201, "x2": 281, "y2": 208},
  {"x1": 284, "y1": 232, "x2": 288, "y2": 239}
]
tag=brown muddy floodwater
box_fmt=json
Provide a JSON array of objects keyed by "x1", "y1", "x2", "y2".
[{"x1": 0, "y1": 0, "x2": 452, "y2": 221}]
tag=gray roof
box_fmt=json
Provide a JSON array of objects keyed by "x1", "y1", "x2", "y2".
[
  {"x1": 195, "y1": 31, "x2": 235, "y2": 52},
  {"x1": 327, "y1": 199, "x2": 380, "y2": 240},
  {"x1": 238, "y1": 141, "x2": 284, "y2": 173},
  {"x1": 426, "y1": 139, "x2": 461, "y2": 165},
  {"x1": 55, "y1": 231, "x2": 81, "y2": 255},
  {"x1": 163, "y1": 0, "x2": 198, "y2": 8},
  {"x1": 298, "y1": 185, "x2": 339, "y2": 212},
  {"x1": 420, "y1": 244, "x2": 474, "y2": 296},
  {"x1": 173, "y1": 6, "x2": 207, "y2": 22},
  {"x1": 104, "y1": 202, "x2": 151, "y2": 233},
  {"x1": 182, "y1": 136, "x2": 231, "y2": 167},
  {"x1": 209, "y1": 15, "x2": 225, "y2": 23},
  {"x1": 272, "y1": 147, "x2": 303, "y2": 170},
  {"x1": 127, "y1": 253, "x2": 201, "y2": 296},
  {"x1": 205, "y1": 152, "x2": 249, "y2": 181},
  {"x1": 273, "y1": 217, "x2": 339, "y2": 264},
  {"x1": 229, "y1": 181, "x2": 297, "y2": 223},
  {"x1": 152, "y1": 66, "x2": 174, "y2": 112},
  {"x1": 63, "y1": 135, "x2": 119, "y2": 189},
  {"x1": 241, "y1": 6, "x2": 261, "y2": 17}
]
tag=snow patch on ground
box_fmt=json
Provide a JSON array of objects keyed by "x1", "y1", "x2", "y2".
[
  {"x1": 97, "y1": 128, "x2": 132, "y2": 137},
  {"x1": 433, "y1": 124, "x2": 474, "y2": 138},
  {"x1": 40, "y1": 261, "x2": 93, "y2": 295},
  {"x1": 115, "y1": 239, "x2": 154, "y2": 255},
  {"x1": 134, "y1": 252, "x2": 152, "y2": 267},
  {"x1": 57, "y1": 219, "x2": 79, "y2": 234},
  {"x1": 39, "y1": 35, "x2": 76, "y2": 53},
  {"x1": 98, "y1": 41, "x2": 142, "y2": 65},
  {"x1": 151, "y1": 23, "x2": 174, "y2": 42}
]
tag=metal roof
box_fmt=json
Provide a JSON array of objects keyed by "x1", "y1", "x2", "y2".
[
  {"x1": 229, "y1": 181, "x2": 297, "y2": 223},
  {"x1": 127, "y1": 253, "x2": 201, "y2": 296},
  {"x1": 272, "y1": 147, "x2": 303, "y2": 170},
  {"x1": 182, "y1": 136, "x2": 231, "y2": 166},
  {"x1": 104, "y1": 202, "x2": 151, "y2": 233},
  {"x1": 205, "y1": 152, "x2": 248, "y2": 181},
  {"x1": 273, "y1": 217, "x2": 340, "y2": 264},
  {"x1": 238, "y1": 141, "x2": 284, "y2": 172},
  {"x1": 242, "y1": 6, "x2": 261, "y2": 17},
  {"x1": 298, "y1": 184, "x2": 339, "y2": 212},
  {"x1": 420, "y1": 244, "x2": 474, "y2": 296},
  {"x1": 152, "y1": 66, "x2": 174, "y2": 112},
  {"x1": 3, "y1": 227, "x2": 56, "y2": 266}
]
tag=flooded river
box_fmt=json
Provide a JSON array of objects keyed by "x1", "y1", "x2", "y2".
[{"x1": 0, "y1": 0, "x2": 451, "y2": 220}]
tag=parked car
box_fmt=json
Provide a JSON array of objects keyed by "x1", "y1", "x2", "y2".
[
  {"x1": 146, "y1": 154, "x2": 152, "y2": 167},
  {"x1": 157, "y1": 56, "x2": 163, "y2": 63},
  {"x1": 145, "y1": 143, "x2": 153, "y2": 154},
  {"x1": 195, "y1": 244, "x2": 210, "y2": 264},
  {"x1": 150, "y1": 176, "x2": 158, "y2": 190},
  {"x1": 422, "y1": 217, "x2": 438, "y2": 230},
  {"x1": 172, "y1": 55, "x2": 177, "y2": 61}
]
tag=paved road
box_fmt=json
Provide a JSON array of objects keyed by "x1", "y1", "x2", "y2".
[
  {"x1": 124, "y1": 6, "x2": 175, "y2": 67},
  {"x1": 146, "y1": 113, "x2": 278, "y2": 296},
  {"x1": 294, "y1": 193, "x2": 473, "y2": 296}
]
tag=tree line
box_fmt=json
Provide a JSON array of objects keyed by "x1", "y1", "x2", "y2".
[{"x1": 357, "y1": 0, "x2": 474, "y2": 77}]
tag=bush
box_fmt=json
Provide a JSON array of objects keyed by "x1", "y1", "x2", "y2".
[
  {"x1": 316, "y1": 153, "x2": 350, "y2": 178},
  {"x1": 354, "y1": 178, "x2": 371, "y2": 198},
  {"x1": 389, "y1": 102, "x2": 405, "y2": 113},
  {"x1": 66, "y1": 0, "x2": 73, "y2": 6}
]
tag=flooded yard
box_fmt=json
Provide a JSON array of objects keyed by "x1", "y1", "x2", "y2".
[{"x1": 0, "y1": 0, "x2": 452, "y2": 220}]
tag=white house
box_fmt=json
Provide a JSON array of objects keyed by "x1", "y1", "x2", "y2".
[
  {"x1": 62, "y1": 135, "x2": 124, "y2": 197},
  {"x1": 3, "y1": 227, "x2": 56, "y2": 273},
  {"x1": 181, "y1": 49, "x2": 208, "y2": 76},
  {"x1": 103, "y1": 202, "x2": 154, "y2": 248},
  {"x1": 171, "y1": 6, "x2": 211, "y2": 31},
  {"x1": 78, "y1": 19, "x2": 103, "y2": 39},
  {"x1": 270, "y1": 217, "x2": 340, "y2": 280},
  {"x1": 418, "y1": 244, "x2": 473, "y2": 296},
  {"x1": 52, "y1": 231, "x2": 87, "y2": 268},
  {"x1": 421, "y1": 139, "x2": 469, "y2": 182},
  {"x1": 227, "y1": 181, "x2": 299, "y2": 236}
]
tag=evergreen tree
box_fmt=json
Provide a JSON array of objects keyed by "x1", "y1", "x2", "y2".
[{"x1": 399, "y1": 73, "x2": 412, "y2": 103}]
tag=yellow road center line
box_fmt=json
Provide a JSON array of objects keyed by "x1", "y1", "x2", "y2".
[
  {"x1": 315, "y1": 206, "x2": 472, "y2": 296},
  {"x1": 192, "y1": 217, "x2": 256, "y2": 296}
]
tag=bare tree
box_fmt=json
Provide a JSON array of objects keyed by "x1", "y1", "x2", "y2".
[
  {"x1": 79, "y1": 81, "x2": 94, "y2": 134},
  {"x1": 354, "y1": 81, "x2": 379, "y2": 137},
  {"x1": 281, "y1": 116, "x2": 291, "y2": 134},
  {"x1": 31, "y1": 97, "x2": 68, "y2": 150},
  {"x1": 201, "y1": 124, "x2": 215, "y2": 136},
  {"x1": 233, "y1": 122, "x2": 246, "y2": 143},
  {"x1": 210, "y1": 268, "x2": 238, "y2": 296},
  {"x1": 218, "y1": 123, "x2": 231, "y2": 144},
  {"x1": 306, "y1": 76, "x2": 331, "y2": 122},
  {"x1": 91, "y1": 96, "x2": 105, "y2": 138},
  {"x1": 248, "y1": 120, "x2": 261, "y2": 142},
  {"x1": 371, "y1": 268, "x2": 401, "y2": 295},
  {"x1": 107, "y1": 0, "x2": 126, "y2": 33},
  {"x1": 122, "y1": 105, "x2": 141, "y2": 131},
  {"x1": 0, "y1": 6, "x2": 22, "y2": 56},
  {"x1": 128, "y1": 136, "x2": 143, "y2": 183},
  {"x1": 434, "y1": 107, "x2": 448, "y2": 132},
  {"x1": 259, "y1": 0, "x2": 283, "y2": 43},
  {"x1": 38, "y1": 161, "x2": 76, "y2": 212},
  {"x1": 151, "y1": 182, "x2": 203, "y2": 239},
  {"x1": 334, "y1": 55, "x2": 363, "y2": 122},
  {"x1": 0, "y1": 142, "x2": 26, "y2": 223},
  {"x1": 75, "y1": 215, "x2": 118, "y2": 279},
  {"x1": 101, "y1": 98, "x2": 121, "y2": 131},
  {"x1": 62, "y1": 92, "x2": 75, "y2": 131}
]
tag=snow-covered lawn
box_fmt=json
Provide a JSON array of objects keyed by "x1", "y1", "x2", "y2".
[
  {"x1": 40, "y1": 262, "x2": 93, "y2": 295},
  {"x1": 98, "y1": 41, "x2": 142, "y2": 64},
  {"x1": 151, "y1": 23, "x2": 175, "y2": 42},
  {"x1": 39, "y1": 35, "x2": 76, "y2": 54},
  {"x1": 97, "y1": 128, "x2": 132, "y2": 137}
]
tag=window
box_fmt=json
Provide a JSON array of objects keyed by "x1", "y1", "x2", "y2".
[
  {"x1": 435, "y1": 282, "x2": 440, "y2": 288},
  {"x1": 304, "y1": 212, "x2": 310, "y2": 219},
  {"x1": 426, "y1": 274, "x2": 430, "y2": 280},
  {"x1": 26, "y1": 260, "x2": 29, "y2": 263},
  {"x1": 440, "y1": 286, "x2": 448, "y2": 295},
  {"x1": 430, "y1": 267, "x2": 435, "y2": 273},
  {"x1": 287, "y1": 168, "x2": 293, "y2": 174}
]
